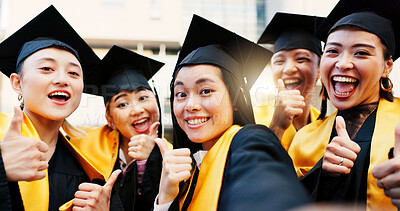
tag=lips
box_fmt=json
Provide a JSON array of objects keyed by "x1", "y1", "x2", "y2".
[
  {"x1": 48, "y1": 90, "x2": 71, "y2": 105},
  {"x1": 132, "y1": 117, "x2": 150, "y2": 133},
  {"x1": 331, "y1": 75, "x2": 359, "y2": 97},
  {"x1": 283, "y1": 78, "x2": 302, "y2": 90}
]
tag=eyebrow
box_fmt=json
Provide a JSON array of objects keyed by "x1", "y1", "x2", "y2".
[
  {"x1": 36, "y1": 57, "x2": 81, "y2": 69},
  {"x1": 114, "y1": 93, "x2": 127, "y2": 102},
  {"x1": 174, "y1": 77, "x2": 217, "y2": 88},
  {"x1": 326, "y1": 42, "x2": 376, "y2": 49}
]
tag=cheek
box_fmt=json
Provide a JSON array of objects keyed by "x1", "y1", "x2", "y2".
[{"x1": 271, "y1": 66, "x2": 283, "y2": 82}]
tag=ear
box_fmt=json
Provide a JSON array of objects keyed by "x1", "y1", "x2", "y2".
[
  {"x1": 105, "y1": 104, "x2": 116, "y2": 129},
  {"x1": 10, "y1": 73, "x2": 22, "y2": 94},
  {"x1": 382, "y1": 56, "x2": 394, "y2": 78},
  {"x1": 316, "y1": 67, "x2": 321, "y2": 82}
]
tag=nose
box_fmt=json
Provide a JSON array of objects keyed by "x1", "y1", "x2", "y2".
[
  {"x1": 130, "y1": 103, "x2": 145, "y2": 117},
  {"x1": 282, "y1": 60, "x2": 297, "y2": 75},
  {"x1": 185, "y1": 94, "x2": 201, "y2": 112},
  {"x1": 52, "y1": 71, "x2": 69, "y2": 86},
  {"x1": 335, "y1": 52, "x2": 354, "y2": 71}
]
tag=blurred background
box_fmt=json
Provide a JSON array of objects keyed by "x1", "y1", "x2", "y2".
[{"x1": 0, "y1": 0, "x2": 398, "y2": 140}]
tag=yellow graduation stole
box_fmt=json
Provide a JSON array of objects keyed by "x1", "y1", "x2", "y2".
[
  {"x1": 0, "y1": 112, "x2": 105, "y2": 211},
  {"x1": 253, "y1": 100, "x2": 319, "y2": 150},
  {"x1": 289, "y1": 98, "x2": 400, "y2": 210},
  {"x1": 68, "y1": 125, "x2": 172, "y2": 182},
  {"x1": 179, "y1": 125, "x2": 241, "y2": 211}
]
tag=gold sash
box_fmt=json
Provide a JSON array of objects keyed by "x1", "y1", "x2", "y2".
[
  {"x1": 179, "y1": 125, "x2": 241, "y2": 210},
  {"x1": 253, "y1": 100, "x2": 319, "y2": 150},
  {"x1": 289, "y1": 98, "x2": 400, "y2": 210},
  {"x1": 0, "y1": 112, "x2": 104, "y2": 211}
]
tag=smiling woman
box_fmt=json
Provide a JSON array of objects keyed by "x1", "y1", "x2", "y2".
[
  {"x1": 0, "y1": 5, "x2": 103, "y2": 211},
  {"x1": 68, "y1": 45, "x2": 171, "y2": 211},
  {"x1": 288, "y1": 0, "x2": 400, "y2": 209},
  {"x1": 154, "y1": 14, "x2": 310, "y2": 211}
]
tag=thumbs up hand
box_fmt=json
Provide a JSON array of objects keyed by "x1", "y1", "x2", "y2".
[
  {"x1": 72, "y1": 170, "x2": 122, "y2": 211},
  {"x1": 128, "y1": 122, "x2": 159, "y2": 161},
  {"x1": 322, "y1": 116, "x2": 361, "y2": 177},
  {"x1": 372, "y1": 121, "x2": 400, "y2": 208},
  {"x1": 0, "y1": 107, "x2": 49, "y2": 181},
  {"x1": 155, "y1": 138, "x2": 192, "y2": 205},
  {"x1": 269, "y1": 79, "x2": 305, "y2": 140}
]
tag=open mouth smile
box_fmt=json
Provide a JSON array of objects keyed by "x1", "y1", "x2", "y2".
[{"x1": 331, "y1": 76, "x2": 359, "y2": 97}]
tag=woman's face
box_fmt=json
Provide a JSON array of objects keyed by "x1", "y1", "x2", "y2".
[
  {"x1": 271, "y1": 48, "x2": 320, "y2": 97},
  {"x1": 173, "y1": 64, "x2": 234, "y2": 150},
  {"x1": 107, "y1": 88, "x2": 160, "y2": 141},
  {"x1": 320, "y1": 27, "x2": 393, "y2": 110},
  {"x1": 12, "y1": 47, "x2": 83, "y2": 122}
]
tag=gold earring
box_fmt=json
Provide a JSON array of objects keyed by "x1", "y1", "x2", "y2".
[
  {"x1": 380, "y1": 77, "x2": 393, "y2": 92},
  {"x1": 18, "y1": 94, "x2": 22, "y2": 101}
]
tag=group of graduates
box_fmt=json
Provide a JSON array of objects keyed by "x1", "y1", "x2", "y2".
[{"x1": 1, "y1": 0, "x2": 400, "y2": 210}]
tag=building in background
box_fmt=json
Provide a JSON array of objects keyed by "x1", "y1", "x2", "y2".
[{"x1": 0, "y1": 0, "x2": 398, "y2": 140}]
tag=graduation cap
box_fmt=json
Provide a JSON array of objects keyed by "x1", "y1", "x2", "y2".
[
  {"x1": 174, "y1": 14, "x2": 273, "y2": 89},
  {"x1": 258, "y1": 12, "x2": 325, "y2": 56},
  {"x1": 0, "y1": 5, "x2": 100, "y2": 79},
  {"x1": 316, "y1": 0, "x2": 400, "y2": 60},
  {"x1": 84, "y1": 45, "x2": 165, "y2": 104}
]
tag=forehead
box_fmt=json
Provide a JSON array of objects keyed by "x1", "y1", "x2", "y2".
[
  {"x1": 327, "y1": 27, "x2": 382, "y2": 45},
  {"x1": 175, "y1": 64, "x2": 223, "y2": 82},
  {"x1": 24, "y1": 47, "x2": 80, "y2": 64},
  {"x1": 272, "y1": 48, "x2": 315, "y2": 58}
]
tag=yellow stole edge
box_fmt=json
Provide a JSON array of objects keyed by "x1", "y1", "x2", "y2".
[{"x1": 179, "y1": 125, "x2": 242, "y2": 211}]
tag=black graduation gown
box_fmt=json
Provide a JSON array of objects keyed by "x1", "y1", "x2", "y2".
[
  {"x1": 111, "y1": 145, "x2": 163, "y2": 211},
  {"x1": 0, "y1": 135, "x2": 90, "y2": 211},
  {"x1": 300, "y1": 109, "x2": 376, "y2": 207},
  {"x1": 171, "y1": 124, "x2": 311, "y2": 211}
]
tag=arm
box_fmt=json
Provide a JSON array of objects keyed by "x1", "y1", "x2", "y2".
[{"x1": 218, "y1": 125, "x2": 310, "y2": 211}]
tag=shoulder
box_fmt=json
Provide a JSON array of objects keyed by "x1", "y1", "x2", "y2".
[{"x1": 231, "y1": 124, "x2": 281, "y2": 149}]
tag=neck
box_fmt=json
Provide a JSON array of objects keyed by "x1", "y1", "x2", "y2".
[
  {"x1": 120, "y1": 134, "x2": 134, "y2": 164},
  {"x1": 23, "y1": 109, "x2": 62, "y2": 147}
]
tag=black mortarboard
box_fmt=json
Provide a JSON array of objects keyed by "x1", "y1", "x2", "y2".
[
  {"x1": 0, "y1": 5, "x2": 100, "y2": 78},
  {"x1": 174, "y1": 14, "x2": 273, "y2": 89},
  {"x1": 258, "y1": 12, "x2": 325, "y2": 56},
  {"x1": 316, "y1": 0, "x2": 400, "y2": 60},
  {"x1": 84, "y1": 45, "x2": 165, "y2": 104}
]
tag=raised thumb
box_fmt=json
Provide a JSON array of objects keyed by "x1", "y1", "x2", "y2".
[
  {"x1": 335, "y1": 116, "x2": 351, "y2": 140},
  {"x1": 155, "y1": 138, "x2": 168, "y2": 157},
  {"x1": 148, "y1": 122, "x2": 160, "y2": 138},
  {"x1": 277, "y1": 79, "x2": 285, "y2": 92},
  {"x1": 4, "y1": 106, "x2": 23, "y2": 138},
  {"x1": 103, "y1": 169, "x2": 122, "y2": 193}
]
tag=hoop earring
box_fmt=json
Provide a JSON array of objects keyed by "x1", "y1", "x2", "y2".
[
  {"x1": 380, "y1": 77, "x2": 393, "y2": 92},
  {"x1": 18, "y1": 94, "x2": 23, "y2": 101}
]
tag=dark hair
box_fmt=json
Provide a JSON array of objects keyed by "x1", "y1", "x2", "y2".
[{"x1": 170, "y1": 65, "x2": 255, "y2": 153}]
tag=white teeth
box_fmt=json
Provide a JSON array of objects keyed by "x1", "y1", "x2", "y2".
[
  {"x1": 49, "y1": 92, "x2": 70, "y2": 98},
  {"x1": 134, "y1": 118, "x2": 147, "y2": 124},
  {"x1": 332, "y1": 76, "x2": 357, "y2": 83},
  {"x1": 187, "y1": 118, "x2": 208, "y2": 125},
  {"x1": 334, "y1": 89, "x2": 352, "y2": 96},
  {"x1": 284, "y1": 79, "x2": 300, "y2": 85}
]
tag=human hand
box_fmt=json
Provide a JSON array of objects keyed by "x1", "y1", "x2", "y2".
[
  {"x1": 128, "y1": 122, "x2": 159, "y2": 160},
  {"x1": 372, "y1": 122, "x2": 400, "y2": 208},
  {"x1": 322, "y1": 116, "x2": 361, "y2": 176},
  {"x1": 0, "y1": 106, "x2": 49, "y2": 181},
  {"x1": 155, "y1": 138, "x2": 192, "y2": 204},
  {"x1": 72, "y1": 170, "x2": 121, "y2": 211}
]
